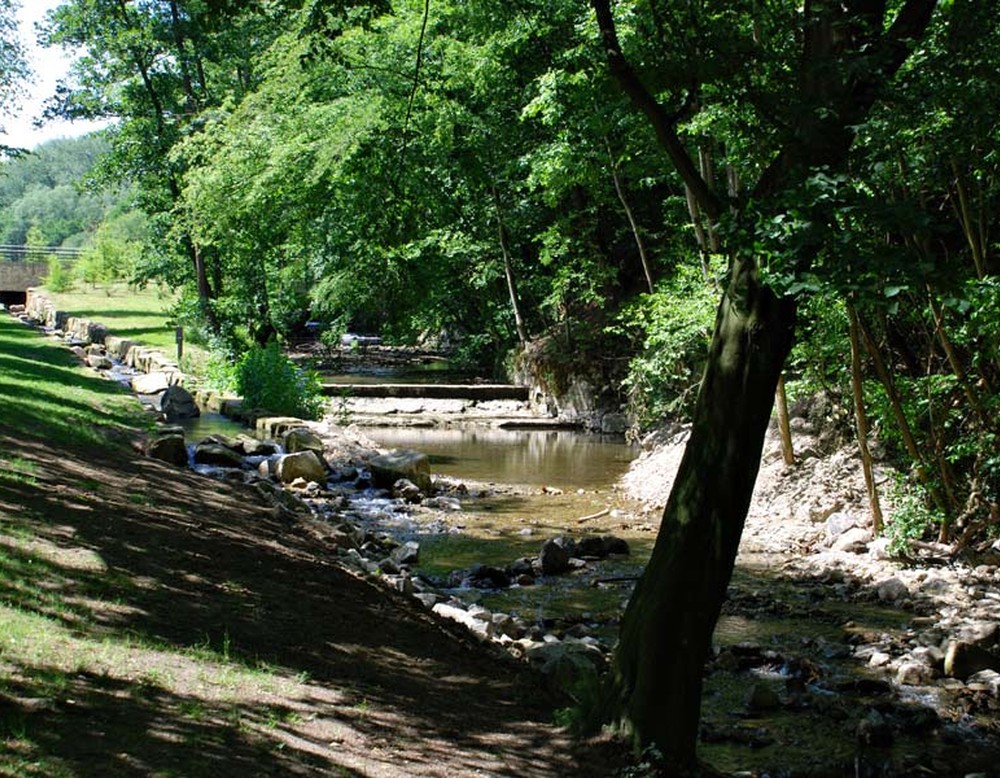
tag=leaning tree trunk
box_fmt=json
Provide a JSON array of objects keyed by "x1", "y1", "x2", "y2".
[{"x1": 606, "y1": 254, "x2": 796, "y2": 768}]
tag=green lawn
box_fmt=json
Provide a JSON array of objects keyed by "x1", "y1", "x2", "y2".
[
  {"x1": 39, "y1": 282, "x2": 207, "y2": 369},
  {"x1": 41, "y1": 282, "x2": 181, "y2": 353},
  {"x1": 0, "y1": 314, "x2": 148, "y2": 448}
]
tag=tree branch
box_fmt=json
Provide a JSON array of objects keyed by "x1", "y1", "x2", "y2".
[{"x1": 591, "y1": 0, "x2": 722, "y2": 221}]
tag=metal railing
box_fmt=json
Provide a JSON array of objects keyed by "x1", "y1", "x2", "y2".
[{"x1": 0, "y1": 244, "x2": 86, "y2": 262}]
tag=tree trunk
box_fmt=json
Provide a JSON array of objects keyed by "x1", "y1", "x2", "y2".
[
  {"x1": 606, "y1": 254, "x2": 796, "y2": 768},
  {"x1": 775, "y1": 374, "x2": 795, "y2": 466},
  {"x1": 491, "y1": 188, "x2": 529, "y2": 345},
  {"x1": 847, "y1": 302, "x2": 883, "y2": 534},
  {"x1": 606, "y1": 138, "x2": 655, "y2": 293}
]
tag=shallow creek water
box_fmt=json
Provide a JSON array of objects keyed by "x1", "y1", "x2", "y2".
[{"x1": 176, "y1": 414, "x2": 1000, "y2": 774}]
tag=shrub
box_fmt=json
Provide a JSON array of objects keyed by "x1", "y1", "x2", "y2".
[
  {"x1": 609, "y1": 264, "x2": 717, "y2": 427},
  {"x1": 43, "y1": 255, "x2": 74, "y2": 293},
  {"x1": 234, "y1": 340, "x2": 325, "y2": 420}
]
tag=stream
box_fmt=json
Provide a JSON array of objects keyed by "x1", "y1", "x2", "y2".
[{"x1": 177, "y1": 412, "x2": 1000, "y2": 777}]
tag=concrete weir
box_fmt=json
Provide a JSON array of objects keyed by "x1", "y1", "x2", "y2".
[{"x1": 322, "y1": 383, "x2": 530, "y2": 401}]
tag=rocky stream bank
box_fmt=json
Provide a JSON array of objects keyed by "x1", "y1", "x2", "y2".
[{"x1": 8, "y1": 298, "x2": 1000, "y2": 776}]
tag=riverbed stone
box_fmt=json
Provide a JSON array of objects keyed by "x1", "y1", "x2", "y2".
[
  {"x1": 131, "y1": 371, "x2": 172, "y2": 395},
  {"x1": 391, "y1": 540, "x2": 420, "y2": 566},
  {"x1": 393, "y1": 478, "x2": 423, "y2": 503},
  {"x1": 747, "y1": 681, "x2": 781, "y2": 712},
  {"x1": 86, "y1": 352, "x2": 113, "y2": 370},
  {"x1": 432, "y1": 602, "x2": 493, "y2": 640},
  {"x1": 896, "y1": 661, "x2": 936, "y2": 685},
  {"x1": 831, "y1": 526, "x2": 871, "y2": 553},
  {"x1": 146, "y1": 434, "x2": 188, "y2": 466},
  {"x1": 876, "y1": 576, "x2": 909, "y2": 603},
  {"x1": 825, "y1": 511, "x2": 858, "y2": 539},
  {"x1": 465, "y1": 564, "x2": 510, "y2": 589},
  {"x1": 369, "y1": 449, "x2": 431, "y2": 493},
  {"x1": 282, "y1": 426, "x2": 325, "y2": 455},
  {"x1": 944, "y1": 640, "x2": 1000, "y2": 679},
  {"x1": 538, "y1": 537, "x2": 571, "y2": 575},
  {"x1": 152, "y1": 384, "x2": 200, "y2": 420},
  {"x1": 966, "y1": 669, "x2": 1000, "y2": 697},
  {"x1": 193, "y1": 443, "x2": 246, "y2": 468},
  {"x1": 275, "y1": 450, "x2": 327, "y2": 485}
]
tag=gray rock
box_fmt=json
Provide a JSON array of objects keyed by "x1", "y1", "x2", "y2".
[
  {"x1": 86, "y1": 353, "x2": 113, "y2": 370},
  {"x1": 576, "y1": 535, "x2": 630, "y2": 559},
  {"x1": 965, "y1": 669, "x2": 1000, "y2": 697},
  {"x1": 236, "y1": 435, "x2": 279, "y2": 456},
  {"x1": 896, "y1": 661, "x2": 936, "y2": 685},
  {"x1": 525, "y1": 640, "x2": 606, "y2": 693},
  {"x1": 538, "y1": 537, "x2": 571, "y2": 575},
  {"x1": 393, "y1": 478, "x2": 423, "y2": 503},
  {"x1": 944, "y1": 640, "x2": 1000, "y2": 679},
  {"x1": 825, "y1": 511, "x2": 857, "y2": 538},
  {"x1": 254, "y1": 481, "x2": 312, "y2": 516},
  {"x1": 154, "y1": 385, "x2": 200, "y2": 421},
  {"x1": 432, "y1": 602, "x2": 493, "y2": 640},
  {"x1": 957, "y1": 621, "x2": 1000, "y2": 649},
  {"x1": 831, "y1": 526, "x2": 871, "y2": 553},
  {"x1": 747, "y1": 682, "x2": 781, "y2": 712},
  {"x1": 193, "y1": 443, "x2": 245, "y2": 468},
  {"x1": 282, "y1": 426, "x2": 325, "y2": 455},
  {"x1": 146, "y1": 434, "x2": 187, "y2": 466},
  {"x1": 391, "y1": 541, "x2": 420, "y2": 566},
  {"x1": 876, "y1": 576, "x2": 909, "y2": 602},
  {"x1": 275, "y1": 450, "x2": 327, "y2": 484},
  {"x1": 856, "y1": 708, "x2": 893, "y2": 747},
  {"x1": 131, "y1": 371, "x2": 171, "y2": 395},
  {"x1": 421, "y1": 495, "x2": 462, "y2": 511},
  {"x1": 413, "y1": 592, "x2": 439, "y2": 609},
  {"x1": 369, "y1": 449, "x2": 432, "y2": 493}
]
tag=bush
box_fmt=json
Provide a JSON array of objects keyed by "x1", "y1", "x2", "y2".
[
  {"x1": 43, "y1": 255, "x2": 74, "y2": 293},
  {"x1": 609, "y1": 264, "x2": 717, "y2": 427},
  {"x1": 234, "y1": 340, "x2": 325, "y2": 420}
]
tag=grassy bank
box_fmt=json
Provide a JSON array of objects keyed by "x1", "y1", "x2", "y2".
[
  {"x1": 0, "y1": 314, "x2": 609, "y2": 777},
  {"x1": 0, "y1": 313, "x2": 149, "y2": 449},
  {"x1": 40, "y1": 282, "x2": 182, "y2": 355}
]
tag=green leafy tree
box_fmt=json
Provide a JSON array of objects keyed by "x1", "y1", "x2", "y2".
[
  {"x1": 0, "y1": 0, "x2": 29, "y2": 154},
  {"x1": 589, "y1": 0, "x2": 940, "y2": 768}
]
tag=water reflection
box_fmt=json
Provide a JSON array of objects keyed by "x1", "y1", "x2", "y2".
[
  {"x1": 178, "y1": 412, "x2": 254, "y2": 441},
  {"x1": 365, "y1": 427, "x2": 638, "y2": 490}
]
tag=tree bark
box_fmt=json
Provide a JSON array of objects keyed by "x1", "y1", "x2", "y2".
[
  {"x1": 847, "y1": 302, "x2": 883, "y2": 533},
  {"x1": 606, "y1": 255, "x2": 796, "y2": 765},
  {"x1": 775, "y1": 374, "x2": 795, "y2": 466},
  {"x1": 492, "y1": 188, "x2": 529, "y2": 345},
  {"x1": 606, "y1": 138, "x2": 655, "y2": 294}
]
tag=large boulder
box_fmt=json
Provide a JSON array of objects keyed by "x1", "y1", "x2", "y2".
[
  {"x1": 192, "y1": 443, "x2": 246, "y2": 468},
  {"x1": 153, "y1": 385, "x2": 200, "y2": 421},
  {"x1": 131, "y1": 372, "x2": 172, "y2": 395},
  {"x1": 275, "y1": 450, "x2": 327, "y2": 485},
  {"x1": 282, "y1": 426, "x2": 325, "y2": 456},
  {"x1": 944, "y1": 640, "x2": 1000, "y2": 680},
  {"x1": 146, "y1": 434, "x2": 188, "y2": 466},
  {"x1": 538, "y1": 537, "x2": 571, "y2": 576},
  {"x1": 368, "y1": 449, "x2": 431, "y2": 493}
]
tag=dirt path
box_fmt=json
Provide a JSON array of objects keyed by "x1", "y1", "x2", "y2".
[{"x1": 0, "y1": 426, "x2": 624, "y2": 777}]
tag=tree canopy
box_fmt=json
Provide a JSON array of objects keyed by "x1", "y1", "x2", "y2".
[{"x1": 26, "y1": 0, "x2": 1000, "y2": 770}]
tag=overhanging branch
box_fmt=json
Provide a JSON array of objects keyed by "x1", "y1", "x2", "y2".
[{"x1": 591, "y1": 0, "x2": 723, "y2": 222}]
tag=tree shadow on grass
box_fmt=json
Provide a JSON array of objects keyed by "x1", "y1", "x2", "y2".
[
  {"x1": 1, "y1": 665, "x2": 361, "y2": 778},
  {"x1": 0, "y1": 433, "x2": 625, "y2": 777}
]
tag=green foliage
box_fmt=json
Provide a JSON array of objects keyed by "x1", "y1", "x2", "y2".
[
  {"x1": 234, "y1": 340, "x2": 325, "y2": 420},
  {"x1": 886, "y1": 475, "x2": 947, "y2": 555},
  {"x1": 0, "y1": 136, "x2": 118, "y2": 245},
  {"x1": 43, "y1": 256, "x2": 73, "y2": 293},
  {"x1": 610, "y1": 264, "x2": 717, "y2": 426},
  {"x1": 75, "y1": 210, "x2": 147, "y2": 286}
]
